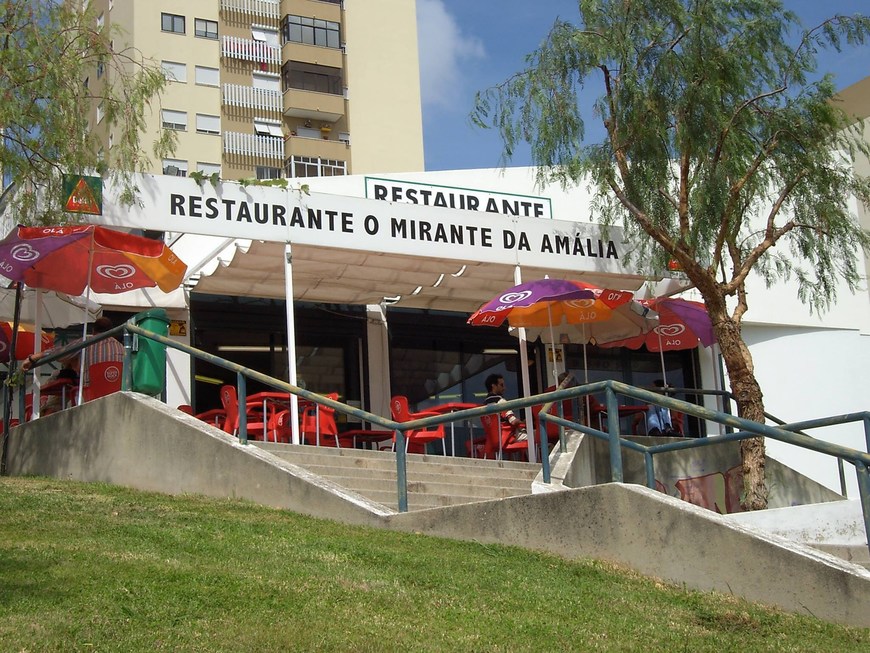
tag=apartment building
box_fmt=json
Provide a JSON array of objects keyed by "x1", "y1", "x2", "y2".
[{"x1": 89, "y1": 0, "x2": 425, "y2": 180}]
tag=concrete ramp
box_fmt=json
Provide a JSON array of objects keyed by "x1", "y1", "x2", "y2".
[{"x1": 4, "y1": 392, "x2": 870, "y2": 628}]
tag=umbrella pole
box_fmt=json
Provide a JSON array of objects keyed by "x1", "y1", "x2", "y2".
[
  {"x1": 1, "y1": 283, "x2": 23, "y2": 474},
  {"x1": 77, "y1": 233, "x2": 96, "y2": 407},
  {"x1": 32, "y1": 289, "x2": 44, "y2": 419},
  {"x1": 514, "y1": 266, "x2": 535, "y2": 463},
  {"x1": 657, "y1": 329, "x2": 668, "y2": 386},
  {"x1": 546, "y1": 304, "x2": 560, "y2": 382},
  {"x1": 582, "y1": 325, "x2": 591, "y2": 428}
]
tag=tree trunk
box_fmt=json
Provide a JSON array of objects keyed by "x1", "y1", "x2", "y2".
[{"x1": 703, "y1": 298, "x2": 768, "y2": 510}]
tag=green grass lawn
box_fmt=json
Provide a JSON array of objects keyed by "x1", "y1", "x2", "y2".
[{"x1": 0, "y1": 477, "x2": 867, "y2": 652}]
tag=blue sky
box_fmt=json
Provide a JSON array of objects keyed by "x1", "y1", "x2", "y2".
[{"x1": 417, "y1": 0, "x2": 870, "y2": 171}]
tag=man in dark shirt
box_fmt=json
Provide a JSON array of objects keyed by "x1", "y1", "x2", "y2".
[{"x1": 483, "y1": 373, "x2": 527, "y2": 442}]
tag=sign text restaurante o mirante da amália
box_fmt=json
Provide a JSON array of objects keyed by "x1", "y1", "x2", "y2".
[{"x1": 97, "y1": 174, "x2": 631, "y2": 274}]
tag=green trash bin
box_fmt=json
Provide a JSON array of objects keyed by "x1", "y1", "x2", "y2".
[{"x1": 132, "y1": 308, "x2": 170, "y2": 395}]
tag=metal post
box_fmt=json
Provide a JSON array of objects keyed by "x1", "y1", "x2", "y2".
[
  {"x1": 838, "y1": 458, "x2": 848, "y2": 498},
  {"x1": 237, "y1": 372, "x2": 248, "y2": 445},
  {"x1": 122, "y1": 330, "x2": 134, "y2": 391},
  {"x1": 605, "y1": 386, "x2": 623, "y2": 482},
  {"x1": 395, "y1": 429, "x2": 408, "y2": 512},
  {"x1": 856, "y1": 462, "x2": 870, "y2": 558},
  {"x1": 540, "y1": 411, "x2": 551, "y2": 483},
  {"x1": 645, "y1": 451, "x2": 655, "y2": 489}
]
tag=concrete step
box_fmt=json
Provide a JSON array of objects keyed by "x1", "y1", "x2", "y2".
[
  {"x1": 255, "y1": 442, "x2": 539, "y2": 478},
  {"x1": 252, "y1": 441, "x2": 539, "y2": 511},
  {"x1": 296, "y1": 463, "x2": 535, "y2": 490},
  {"x1": 316, "y1": 473, "x2": 531, "y2": 499},
  {"x1": 356, "y1": 488, "x2": 500, "y2": 511},
  {"x1": 809, "y1": 543, "x2": 870, "y2": 571}
]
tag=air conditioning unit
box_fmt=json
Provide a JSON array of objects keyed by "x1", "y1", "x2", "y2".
[{"x1": 338, "y1": 132, "x2": 350, "y2": 146}]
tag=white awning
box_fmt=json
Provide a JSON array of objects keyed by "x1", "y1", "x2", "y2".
[{"x1": 190, "y1": 238, "x2": 654, "y2": 312}]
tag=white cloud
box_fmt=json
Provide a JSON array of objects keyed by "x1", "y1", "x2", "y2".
[{"x1": 417, "y1": 0, "x2": 486, "y2": 109}]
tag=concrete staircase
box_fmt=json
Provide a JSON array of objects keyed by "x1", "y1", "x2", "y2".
[{"x1": 253, "y1": 442, "x2": 539, "y2": 511}]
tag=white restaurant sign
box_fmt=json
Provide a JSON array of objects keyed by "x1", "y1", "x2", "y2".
[{"x1": 95, "y1": 174, "x2": 638, "y2": 275}]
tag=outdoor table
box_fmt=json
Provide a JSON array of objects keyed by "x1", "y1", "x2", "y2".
[
  {"x1": 594, "y1": 404, "x2": 648, "y2": 434},
  {"x1": 426, "y1": 402, "x2": 480, "y2": 456},
  {"x1": 245, "y1": 391, "x2": 296, "y2": 441},
  {"x1": 338, "y1": 428, "x2": 393, "y2": 449}
]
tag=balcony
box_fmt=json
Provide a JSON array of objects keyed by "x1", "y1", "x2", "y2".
[
  {"x1": 285, "y1": 132, "x2": 349, "y2": 161},
  {"x1": 224, "y1": 131, "x2": 284, "y2": 161},
  {"x1": 223, "y1": 84, "x2": 283, "y2": 113},
  {"x1": 283, "y1": 88, "x2": 345, "y2": 123},
  {"x1": 222, "y1": 36, "x2": 281, "y2": 66},
  {"x1": 219, "y1": 0, "x2": 279, "y2": 21}
]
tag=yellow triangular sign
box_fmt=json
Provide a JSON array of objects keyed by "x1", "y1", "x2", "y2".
[{"x1": 65, "y1": 178, "x2": 101, "y2": 215}]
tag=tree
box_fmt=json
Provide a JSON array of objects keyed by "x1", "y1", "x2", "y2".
[
  {"x1": 472, "y1": 0, "x2": 870, "y2": 509},
  {"x1": 0, "y1": 0, "x2": 174, "y2": 222}
]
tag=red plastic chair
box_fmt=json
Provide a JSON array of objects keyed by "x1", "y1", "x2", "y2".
[
  {"x1": 219, "y1": 384, "x2": 269, "y2": 440},
  {"x1": 299, "y1": 393, "x2": 343, "y2": 446},
  {"x1": 389, "y1": 395, "x2": 446, "y2": 455},
  {"x1": 194, "y1": 407, "x2": 227, "y2": 430},
  {"x1": 479, "y1": 412, "x2": 527, "y2": 460},
  {"x1": 82, "y1": 362, "x2": 122, "y2": 402}
]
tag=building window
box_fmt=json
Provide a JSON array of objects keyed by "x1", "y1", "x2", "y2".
[
  {"x1": 251, "y1": 26, "x2": 280, "y2": 48},
  {"x1": 197, "y1": 162, "x2": 221, "y2": 176},
  {"x1": 161, "y1": 13, "x2": 185, "y2": 35},
  {"x1": 96, "y1": 62, "x2": 104, "y2": 79},
  {"x1": 253, "y1": 119, "x2": 283, "y2": 138},
  {"x1": 162, "y1": 159, "x2": 188, "y2": 176},
  {"x1": 256, "y1": 166, "x2": 282, "y2": 180},
  {"x1": 285, "y1": 156, "x2": 346, "y2": 178},
  {"x1": 195, "y1": 18, "x2": 218, "y2": 40},
  {"x1": 96, "y1": 103, "x2": 105, "y2": 123},
  {"x1": 161, "y1": 60, "x2": 187, "y2": 83},
  {"x1": 195, "y1": 65, "x2": 220, "y2": 87},
  {"x1": 281, "y1": 15, "x2": 340, "y2": 49},
  {"x1": 281, "y1": 61, "x2": 342, "y2": 95},
  {"x1": 161, "y1": 109, "x2": 187, "y2": 131},
  {"x1": 252, "y1": 72, "x2": 281, "y2": 92},
  {"x1": 196, "y1": 114, "x2": 221, "y2": 135},
  {"x1": 96, "y1": 12, "x2": 104, "y2": 30}
]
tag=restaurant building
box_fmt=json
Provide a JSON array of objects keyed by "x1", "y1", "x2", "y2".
[{"x1": 87, "y1": 163, "x2": 870, "y2": 498}]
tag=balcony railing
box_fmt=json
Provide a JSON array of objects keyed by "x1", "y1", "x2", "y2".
[
  {"x1": 223, "y1": 84, "x2": 283, "y2": 113},
  {"x1": 222, "y1": 36, "x2": 281, "y2": 66},
  {"x1": 224, "y1": 132, "x2": 284, "y2": 161},
  {"x1": 219, "y1": 0, "x2": 280, "y2": 21}
]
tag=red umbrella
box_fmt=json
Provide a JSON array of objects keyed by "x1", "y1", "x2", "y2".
[
  {"x1": 599, "y1": 297, "x2": 716, "y2": 386},
  {"x1": 0, "y1": 225, "x2": 187, "y2": 405},
  {"x1": 600, "y1": 297, "x2": 715, "y2": 352},
  {"x1": 0, "y1": 225, "x2": 187, "y2": 295},
  {"x1": 0, "y1": 321, "x2": 53, "y2": 364}
]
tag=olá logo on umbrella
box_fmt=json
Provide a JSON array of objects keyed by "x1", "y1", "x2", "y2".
[
  {"x1": 10, "y1": 243, "x2": 40, "y2": 262},
  {"x1": 499, "y1": 290, "x2": 533, "y2": 304},
  {"x1": 96, "y1": 263, "x2": 136, "y2": 280},
  {"x1": 655, "y1": 323, "x2": 687, "y2": 338}
]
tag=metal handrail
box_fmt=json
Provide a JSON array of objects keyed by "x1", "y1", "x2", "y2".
[{"x1": 7, "y1": 316, "x2": 869, "y2": 549}]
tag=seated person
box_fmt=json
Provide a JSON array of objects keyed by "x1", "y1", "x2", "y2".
[
  {"x1": 646, "y1": 379, "x2": 680, "y2": 436},
  {"x1": 484, "y1": 373, "x2": 527, "y2": 442},
  {"x1": 545, "y1": 371, "x2": 577, "y2": 416},
  {"x1": 22, "y1": 317, "x2": 123, "y2": 384}
]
